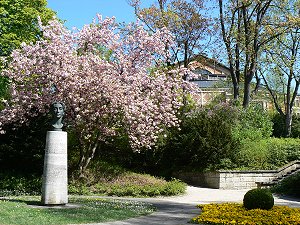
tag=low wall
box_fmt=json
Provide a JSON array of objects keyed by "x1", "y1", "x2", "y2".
[{"x1": 175, "y1": 170, "x2": 277, "y2": 189}]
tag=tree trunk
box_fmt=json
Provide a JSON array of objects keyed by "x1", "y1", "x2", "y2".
[
  {"x1": 285, "y1": 108, "x2": 292, "y2": 137},
  {"x1": 234, "y1": 1, "x2": 241, "y2": 100},
  {"x1": 183, "y1": 41, "x2": 189, "y2": 68},
  {"x1": 78, "y1": 140, "x2": 99, "y2": 178},
  {"x1": 243, "y1": 77, "x2": 252, "y2": 108},
  {"x1": 232, "y1": 71, "x2": 239, "y2": 100},
  {"x1": 219, "y1": 0, "x2": 241, "y2": 101},
  {"x1": 229, "y1": 51, "x2": 240, "y2": 100}
]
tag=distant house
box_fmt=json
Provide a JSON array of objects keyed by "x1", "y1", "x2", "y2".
[
  {"x1": 187, "y1": 55, "x2": 300, "y2": 115},
  {"x1": 188, "y1": 55, "x2": 276, "y2": 108},
  {"x1": 187, "y1": 55, "x2": 232, "y2": 106}
]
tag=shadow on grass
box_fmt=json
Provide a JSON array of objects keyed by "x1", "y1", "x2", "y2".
[
  {"x1": 0, "y1": 197, "x2": 40, "y2": 206},
  {"x1": 0, "y1": 197, "x2": 83, "y2": 209}
]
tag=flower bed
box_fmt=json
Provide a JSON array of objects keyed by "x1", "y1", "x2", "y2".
[{"x1": 191, "y1": 203, "x2": 300, "y2": 225}]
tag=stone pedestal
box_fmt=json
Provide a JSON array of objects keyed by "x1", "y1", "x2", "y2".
[{"x1": 41, "y1": 131, "x2": 68, "y2": 205}]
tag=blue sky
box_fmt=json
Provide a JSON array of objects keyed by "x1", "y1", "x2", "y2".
[{"x1": 47, "y1": 0, "x2": 153, "y2": 29}]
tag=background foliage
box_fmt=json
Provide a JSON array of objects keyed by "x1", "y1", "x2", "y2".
[
  {"x1": 1, "y1": 0, "x2": 300, "y2": 199},
  {"x1": 0, "y1": 0, "x2": 56, "y2": 57},
  {"x1": 140, "y1": 103, "x2": 275, "y2": 175}
]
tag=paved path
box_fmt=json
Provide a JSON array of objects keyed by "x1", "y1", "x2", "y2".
[{"x1": 80, "y1": 186, "x2": 300, "y2": 225}]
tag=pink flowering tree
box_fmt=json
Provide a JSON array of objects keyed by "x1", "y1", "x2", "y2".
[{"x1": 0, "y1": 15, "x2": 195, "y2": 175}]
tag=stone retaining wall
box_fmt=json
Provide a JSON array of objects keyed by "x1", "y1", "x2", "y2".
[{"x1": 175, "y1": 170, "x2": 277, "y2": 189}]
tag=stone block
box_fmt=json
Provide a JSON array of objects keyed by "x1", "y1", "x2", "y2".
[{"x1": 41, "y1": 131, "x2": 68, "y2": 205}]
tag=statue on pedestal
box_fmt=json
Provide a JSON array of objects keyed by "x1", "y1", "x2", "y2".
[{"x1": 42, "y1": 101, "x2": 68, "y2": 205}]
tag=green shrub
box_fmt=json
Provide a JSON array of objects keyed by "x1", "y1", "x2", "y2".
[
  {"x1": 0, "y1": 172, "x2": 42, "y2": 196},
  {"x1": 68, "y1": 103, "x2": 274, "y2": 176},
  {"x1": 160, "y1": 178, "x2": 186, "y2": 196},
  {"x1": 158, "y1": 103, "x2": 240, "y2": 172},
  {"x1": 265, "y1": 138, "x2": 300, "y2": 167},
  {"x1": 292, "y1": 116, "x2": 300, "y2": 137},
  {"x1": 271, "y1": 113, "x2": 286, "y2": 137},
  {"x1": 233, "y1": 138, "x2": 300, "y2": 170},
  {"x1": 272, "y1": 113, "x2": 300, "y2": 138},
  {"x1": 68, "y1": 161, "x2": 186, "y2": 197},
  {"x1": 271, "y1": 171, "x2": 300, "y2": 197},
  {"x1": 156, "y1": 103, "x2": 273, "y2": 172},
  {"x1": 234, "y1": 139, "x2": 270, "y2": 170},
  {"x1": 232, "y1": 104, "x2": 273, "y2": 141},
  {"x1": 0, "y1": 114, "x2": 49, "y2": 174},
  {"x1": 243, "y1": 188, "x2": 274, "y2": 210},
  {"x1": 69, "y1": 177, "x2": 186, "y2": 197},
  {"x1": 68, "y1": 183, "x2": 92, "y2": 195},
  {"x1": 232, "y1": 105, "x2": 273, "y2": 141}
]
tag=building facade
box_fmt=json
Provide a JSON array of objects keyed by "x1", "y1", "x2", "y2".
[
  {"x1": 187, "y1": 55, "x2": 232, "y2": 106},
  {"x1": 187, "y1": 55, "x2": 300, "y2": 115}
]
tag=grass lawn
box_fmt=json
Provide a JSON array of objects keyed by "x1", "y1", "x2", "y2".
[{"x1": 0, "y1": 196, "x2": 155, "y2": 225}]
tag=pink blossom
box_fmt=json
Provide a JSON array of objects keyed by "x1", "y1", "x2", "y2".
[{"x1": 0, "y1": 15, "x2": 196, "y2": 150}]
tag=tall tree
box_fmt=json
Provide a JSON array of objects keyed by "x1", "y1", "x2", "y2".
[
  {"x1": 129, "y1": 0, "x2": 213, "y2": 70},
  {"x1": 0, "y1": 0, "x2": 56, "y2": 57},
  {"x1": 218, "y1": 0, "x2": 242, "y2": 100},
  {"x1": 0, "y1": 0, "x2": 56, "y2": 108},
  {"x1": 259, "y1": 0, "x2": 300, "y2": 137},
  {"x1": 218, "y1": 0, "x2": 289, "y2": 107},
  {"x1": 0, "y1": 16, "x2": 195, "y2": 176}
]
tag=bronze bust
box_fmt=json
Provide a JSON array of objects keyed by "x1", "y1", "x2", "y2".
[{"x1": 50, "y1": 102, "x2": 65, "y2": 131}]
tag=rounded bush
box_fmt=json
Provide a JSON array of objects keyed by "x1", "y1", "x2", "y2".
[{"x1": 243, "y1": 188, "x2": 274, "y2": 210}]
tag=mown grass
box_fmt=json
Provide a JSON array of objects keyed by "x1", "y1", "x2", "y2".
[{"x1": 0, "y1": 196, "x2": 155, "y2": 225}]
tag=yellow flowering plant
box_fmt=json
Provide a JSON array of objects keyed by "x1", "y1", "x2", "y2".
[{"x1": 191, "y1": 203, "x2": 300, "y2": 225}]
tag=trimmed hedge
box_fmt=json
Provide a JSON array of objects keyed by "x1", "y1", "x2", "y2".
[{"x1": 243, "y1": 188, "x2": 274, "y2": 210}]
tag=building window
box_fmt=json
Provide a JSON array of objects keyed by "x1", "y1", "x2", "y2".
[
  {"x1": 194, "y1": 68, "x2": 212, "y2": 76},
  {"x1": 191, "y1": 68, "x2": 212, "y2": 80}
]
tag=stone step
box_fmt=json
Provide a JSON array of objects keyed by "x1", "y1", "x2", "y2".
[{"x1": 256, "y1": 168, "x2": 300, "y2": 188}]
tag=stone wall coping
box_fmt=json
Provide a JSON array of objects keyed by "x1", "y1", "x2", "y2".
[
  {"x1": 175, "y1": 161, "x2": 300, "y2": 189},
  {"x1": 218, "y1": 160, "x2": 300, "y2": 174},
  {"x1": 217, "y1": 170, "x2": 277, "y2": 173},
  {"x1": 277, "y1": 160, "x2": 300, "y2": 172}
]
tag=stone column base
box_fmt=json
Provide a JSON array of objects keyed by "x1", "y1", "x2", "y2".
[{"x1": 41, "y1": 131, "x2": 68, "y2": 205}]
